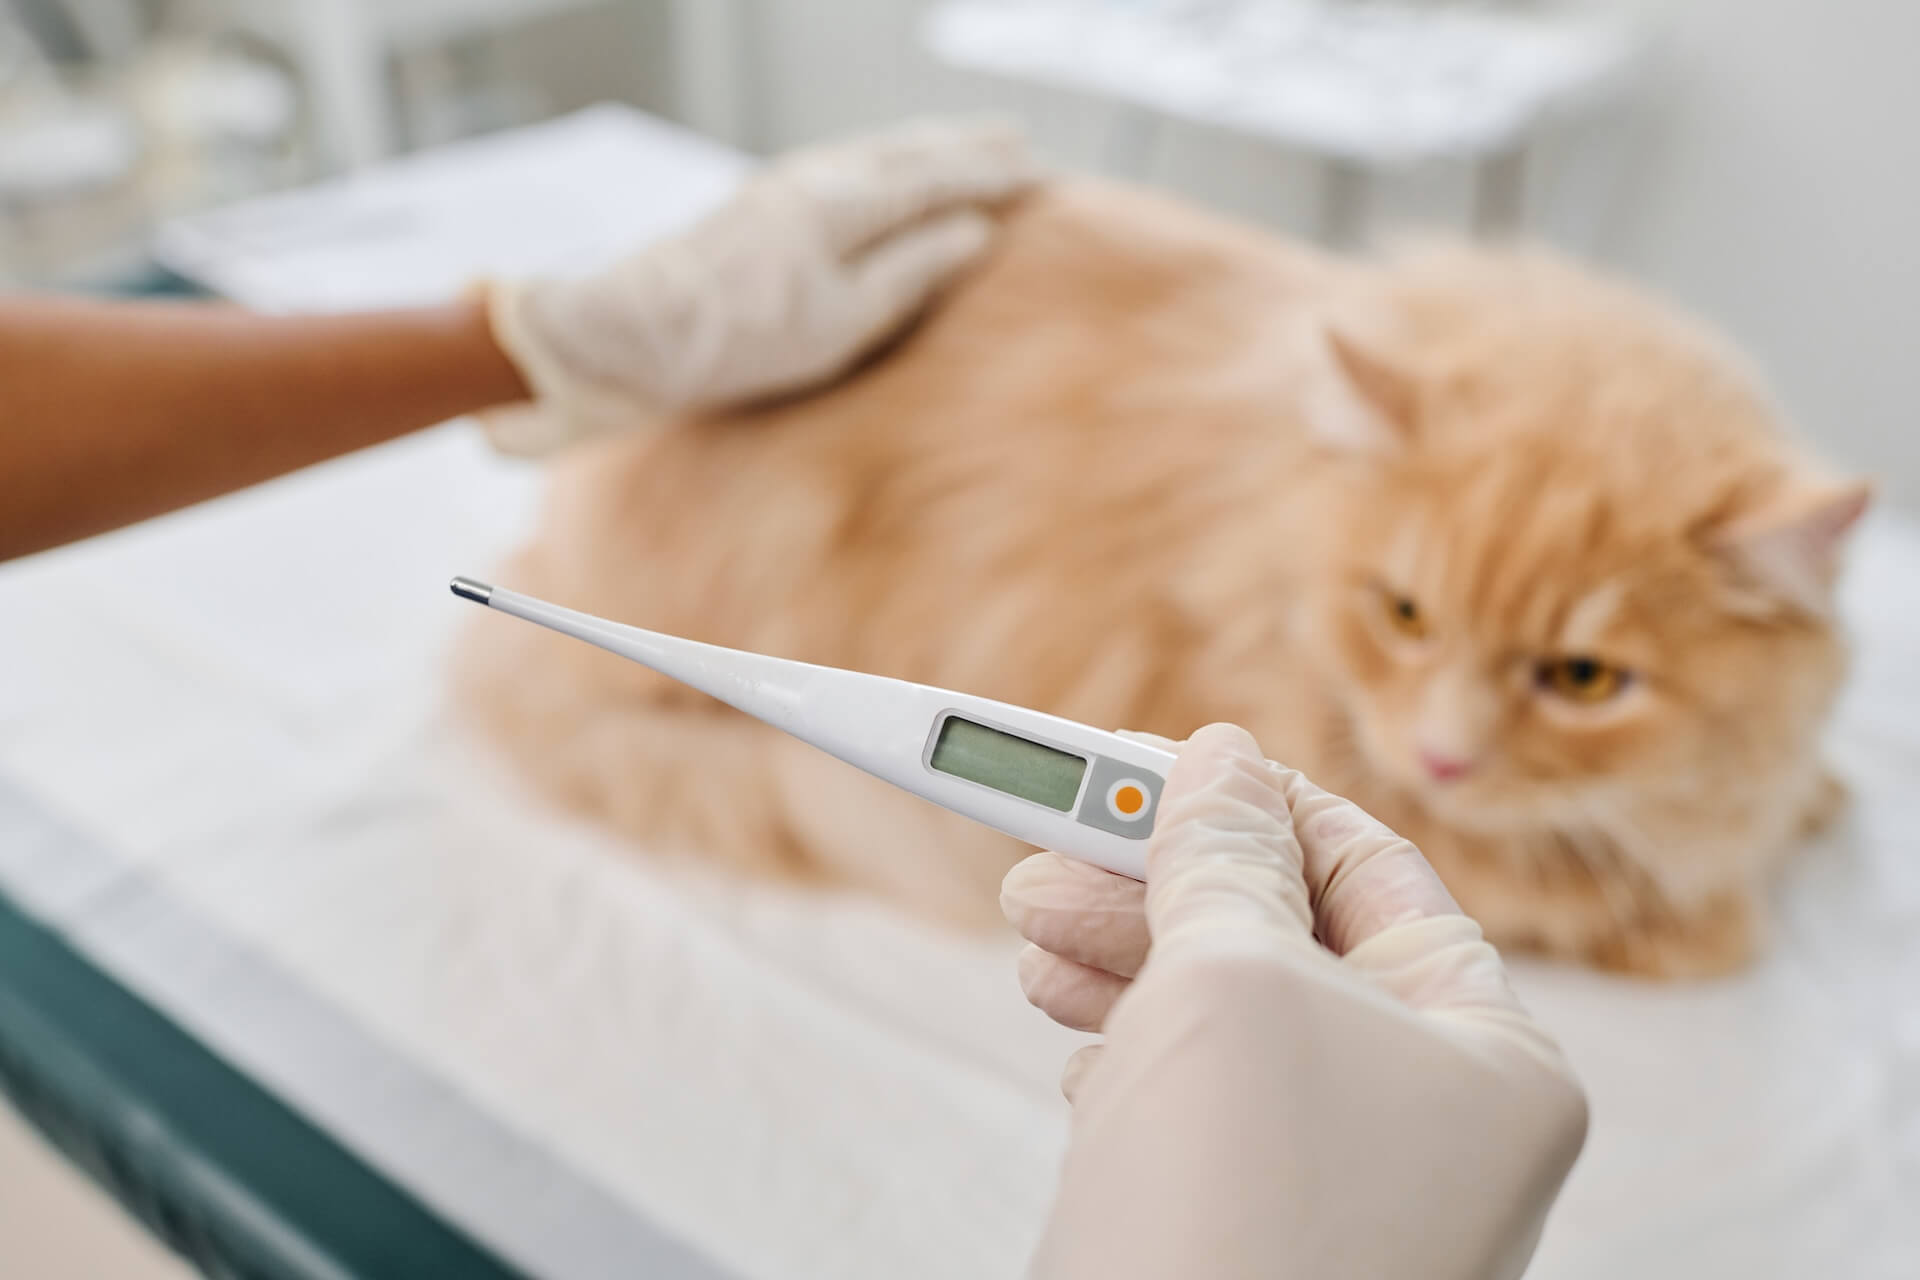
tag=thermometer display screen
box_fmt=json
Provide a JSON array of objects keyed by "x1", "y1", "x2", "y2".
[{"x1": 929, "y1": 716, "x2": 1087, "y2": 812}]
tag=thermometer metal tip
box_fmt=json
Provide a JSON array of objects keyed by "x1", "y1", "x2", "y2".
[{"x1": 449, "y1": 576, "x2": 494, "y2": 606}]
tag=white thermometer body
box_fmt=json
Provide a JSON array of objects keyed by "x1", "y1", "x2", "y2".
[{"x1": 451, "y1": 578, "x2": 1171, "y2": 880}]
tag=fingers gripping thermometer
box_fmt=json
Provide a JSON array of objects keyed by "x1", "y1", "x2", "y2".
[{"x1": 450, "y1": 578, "x2": 1171, "y2": 879}]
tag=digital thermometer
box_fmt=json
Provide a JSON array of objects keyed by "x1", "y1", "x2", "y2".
[{"x1": 450, "y1": 578, "x2": 1172, "y2": 879}]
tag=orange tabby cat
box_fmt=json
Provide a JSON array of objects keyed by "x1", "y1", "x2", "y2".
[{"x1": 456, "y1": 178, "x2": 1867, "y2": 977}]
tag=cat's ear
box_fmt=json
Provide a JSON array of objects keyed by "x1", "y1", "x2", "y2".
[
  {"x1": 1710, "y1": 479, "x2": 1872, "y2": 615},
  {"x1": 1306, "y1": 327, "x2": 1420, "y2": 452}
]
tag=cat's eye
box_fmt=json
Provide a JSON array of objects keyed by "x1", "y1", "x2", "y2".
[
  {"x1": 1537, "y1": 656, "x2": 1629, "y2": 703},
  {"x1": 1383, "y1": 592, "x2": 1428, "y2": 640}
]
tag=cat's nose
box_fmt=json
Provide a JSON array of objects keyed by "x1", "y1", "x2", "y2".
[{"x1": 1420, "y1": 750, "x2": 1475, "y2": 783}]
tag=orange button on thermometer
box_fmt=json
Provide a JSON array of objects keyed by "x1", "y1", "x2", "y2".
[
  {"x1": 1107, "y1": 781, "x2": 1150, "y2": 820},
  {"x1": 452, "y1": 577, "x2": 1173, "y2": 880}
]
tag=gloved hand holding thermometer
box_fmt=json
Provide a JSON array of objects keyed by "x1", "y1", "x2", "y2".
[
  {"x1": 1006, "y1": 724, "x2": 1590, "y2": 1280},
  {"x1": 443, "y1": 583, "x2": 1589, "y2": 1278}
]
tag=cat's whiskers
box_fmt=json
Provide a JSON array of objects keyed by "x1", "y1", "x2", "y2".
[
  {"x1": 1569, "y1": 793, "x2": 1680, "y2": 931},
  {"x1": 1585, "y1": 798, "x2": 1658, "y2": 871},
  {"x1": 1589, "y1": 791, "x2": 1755, "y2": 909},
  {"x1": 1552, "y1": 811, "x2": 1645, "y2": 941},
  {"x1": 1316, "y1": 713, "x2": 1372, "y2": 791}
]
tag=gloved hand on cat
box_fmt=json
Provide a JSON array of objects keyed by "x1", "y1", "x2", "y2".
[
  {"x1": 1006, "y1": 723, "x2": 1589, "y2": 1280},
  {"x1": 480, "y1": 117, "x2": 1037, "y2": 455}
]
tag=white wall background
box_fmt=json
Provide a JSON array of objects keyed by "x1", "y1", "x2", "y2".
[
  {"x1": 1582, "y1": 0, "x2": 1920, "y2": 509},
  {"x1": 663, "y1": 0, "x2": 1919, "y2": 508}
]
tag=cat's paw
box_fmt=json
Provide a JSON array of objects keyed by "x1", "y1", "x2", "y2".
[
  {"x1": 1796, "y1": 767, "x2": 1850, "y2": 838},
  {"x1": 1587, "y1": 893, "x2": 1760, "y2": 980}
]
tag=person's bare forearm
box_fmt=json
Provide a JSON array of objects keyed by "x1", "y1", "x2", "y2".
[{"x1": 0, "y1": 295, "x2": 530, "y2": 561}]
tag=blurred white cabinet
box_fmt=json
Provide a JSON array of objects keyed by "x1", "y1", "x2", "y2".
[
  {"x1": 664, "y1": 0, "x2": 756, "y2": 147},
  {"x1": 925, "y1": 0, "x2": 1641, "y2": 243},
  {"x1": 218, "y1": 0, "x2": 618, "y2": 169}
]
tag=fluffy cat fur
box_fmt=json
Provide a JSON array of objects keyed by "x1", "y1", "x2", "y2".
[{"x1": 456, "y1": 178, "x2": 1867, "y2": 978}]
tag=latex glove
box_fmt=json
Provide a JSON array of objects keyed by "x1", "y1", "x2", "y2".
[
  {"x1": 480, "y1": 116, "x2": 1036, "y2": 455},
  {"x1": 1003, "y1": 724, "x2": 1588, "y2": 1280}
]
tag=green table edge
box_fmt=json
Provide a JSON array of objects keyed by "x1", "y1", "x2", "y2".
[{"x1": 0, "y1": 885, "x2": 528, "y2": 1280}]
